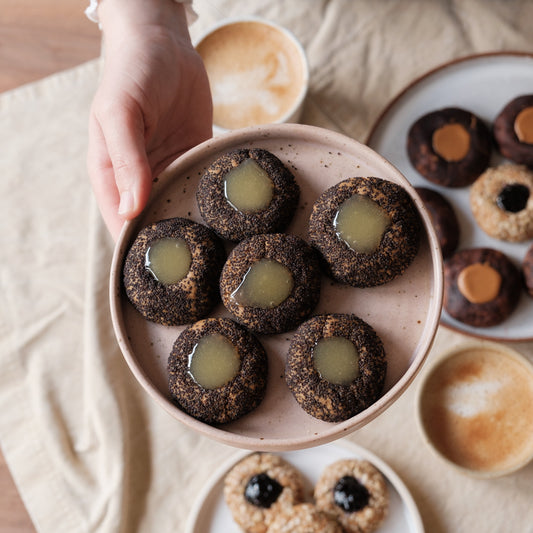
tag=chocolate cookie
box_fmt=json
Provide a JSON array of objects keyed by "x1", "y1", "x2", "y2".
[
  {"x1": 523, "y1": 244, "x2": 533, "y2": 297},
  {"x1": 285, "y1": 314, "x2": 387, "y2": 422},
  {"x1": 443, "y1": 247, "x2": 522, "y2": 327},
  {"x1": 470, "y1": 164, "x2": 533, "y2": 242},
  {"x1": 314, "y1": 459, "x2": 389, "y2": 533},
  {"x1": 407, "y1": 107, "x2": 492, "y2": 187},
  {"x1": 308, "y1": 176, "x2": 420, "y2": 287},
  {"x1": 493, "y1": 94, "x2": 533, "y2": 167},
  {"x1": 197, "y1": 148, "x2": 300, "y2": 241},
  {"x1": 224, "y1": 452, "x2": 305, "y2": 533},
  {"x1": 267, "y1": 503, "x2": 343, "y2": 533},
  {"x1": 220, "y1": 233, "x2": 322, "y2": 334},
  {"x1": 168, "y1": 317, "x2": 267, "y2": 424},
  {"x1": 123, "y1": 217, "x2": 226, "y2": 325},
  {"x1": 415, "y1": 186, "x2": 460, "y2": 259}
]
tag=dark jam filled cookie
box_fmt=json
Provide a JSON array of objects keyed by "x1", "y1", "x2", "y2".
[
  {"x1": 220, "y1": 233, "x2": 322, "y2": 334},
  {"x1": 197, "y1": 148, "x2": 300, "y2": 241},
  {"x1": 168, "y1": 317, "x2": 267, "y2": 424},
  {"x1": 407, "y1": 107, "x2": 492, "y2": 187},
  {"x1": 493, "y1": 94, "x2": 533, "y2": 167},
  {"x1": 223, "y1": 453, "x2": 305, "y2": 533},
  {"x1": 470, "y1": 164, "x2": 533, "y2": 242},
  {"x1": 308, "y1": 176, "x2": 420, "y2": 287},
  {"x1": 443, "y1": 247, "x2": 522, "y2": 327},
  {"x1": 123, "y1": 217, "x2": 226, "y2": 325},
  {"x1": 314, "y1": 459, "x2": 389, "y2": 533},
  {"x1": 285, "y1": 314, "x2": 387, "y2": 422}
]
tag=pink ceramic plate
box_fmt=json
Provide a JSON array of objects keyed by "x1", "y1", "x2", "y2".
[{"x1": 110, "y1": 124, "x2": 443, "y2": 451}]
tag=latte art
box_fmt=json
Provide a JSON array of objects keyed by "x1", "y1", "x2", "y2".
[{"x1": 196, "y1": 20, "x2": 307, "y2": 130}]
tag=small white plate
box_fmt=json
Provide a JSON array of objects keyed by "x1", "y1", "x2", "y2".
[
  {"x1": 185, "y1": 439, "x2": 424, "y2": 533},
  {"x1": 367, "y1": 52, "x2": 533, "y2": 342}
]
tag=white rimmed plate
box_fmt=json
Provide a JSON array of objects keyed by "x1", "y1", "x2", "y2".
[
  {"x1": 367, "y1": 52, "x2": 533, "y2": 342},
  {"x1": 185, "y1": 439, "x2": 424, "y2": 533}
]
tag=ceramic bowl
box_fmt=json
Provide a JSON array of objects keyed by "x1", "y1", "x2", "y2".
[{"x1": 110, "y1": 123, "x2": 443, "y2": 451}]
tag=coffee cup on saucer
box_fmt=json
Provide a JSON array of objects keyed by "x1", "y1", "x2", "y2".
[
  {"x1": 194, "y1": 17, "x2": 309, "y2": 135},
  {"x1": 417, "y1": 341, "x2": 533, "y2": 478}
]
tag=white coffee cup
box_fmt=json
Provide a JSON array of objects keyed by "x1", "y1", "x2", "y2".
[
  {"x1": 194, "y1": 17, "x2": 309, "y2": 135},
  {"x1": 417, "y1": 341, "x2": 533, "y2": 478}
]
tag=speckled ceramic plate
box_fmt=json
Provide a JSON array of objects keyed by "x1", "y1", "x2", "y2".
[
  {"x1": 110, "y1": 123, "x2": 443, "y2": 451},
  {"x1": 184, "y1": 439, "x2": 424, "y2": 533},
  {"x1": 367, "y1": 52, "x2": 533, "y2": 342}
]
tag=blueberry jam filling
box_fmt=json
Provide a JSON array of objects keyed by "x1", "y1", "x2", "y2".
[
  {"x1": 496, "y1": 183, "x2": 530, "y2": 213},
  {"x1": 244, "y1": 473, "x2": 283, "y2": 508},
  {"x1": 333, "y1": 475, "x2": 370, "y2": 513}
]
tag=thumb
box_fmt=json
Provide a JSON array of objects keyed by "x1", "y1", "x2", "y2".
[{"x1": 103, "y1": 105, "x2": 153, "y2": 221}]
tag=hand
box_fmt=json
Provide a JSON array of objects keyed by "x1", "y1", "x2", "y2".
[{"x1": 87, "y1": 0, "x2": 213, "y2": 240}]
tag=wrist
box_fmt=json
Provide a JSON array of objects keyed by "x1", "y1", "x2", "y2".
[{"x1": 98, "y1": 0, "x2": 191, "y2": 44}]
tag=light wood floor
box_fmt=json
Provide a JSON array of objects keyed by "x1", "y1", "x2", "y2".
[{"x1": 0, "y1": 1, "x2": 100, "y2": 530}]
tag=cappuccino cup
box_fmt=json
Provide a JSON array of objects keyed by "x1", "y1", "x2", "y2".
[
  {"x1": 194, "y1": 17, "x2": 309, "y2": 134},
  {"x1": 417, "y1": 341, "x2": 533, "y2": 478}
]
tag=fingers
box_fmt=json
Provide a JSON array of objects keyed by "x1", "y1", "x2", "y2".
[
  {"x1": 102, "y1": 102, "x2": 153, "y2": 219},
  {"x1": 87, "y1": 113, "x2": 123, "y2": 240},
  {"x1": 87, "y1": 98, "x2": 153, "y2": 241}
]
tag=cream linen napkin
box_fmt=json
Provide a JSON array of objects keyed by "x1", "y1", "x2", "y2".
[{"x1": 1, "y1": 1, "x2": 533, "y2": 532}]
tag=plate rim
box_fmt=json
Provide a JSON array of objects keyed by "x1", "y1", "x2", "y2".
[
  {"x1": 184, "y1": 438, "x2": 425, "y2": 533},
  {"x1": 109, "y1": 123, "x2": 444, "y2": 450},
  {"x1": 366, "y1": 51, "x2": 533, "y2": 343}
]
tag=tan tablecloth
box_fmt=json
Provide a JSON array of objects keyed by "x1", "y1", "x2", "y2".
[{"x1": 1, "y1": 1, "x2": 533, "y2": 531}]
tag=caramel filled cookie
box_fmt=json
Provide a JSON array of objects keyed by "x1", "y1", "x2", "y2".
[
  {"x1": 470, "y1": 164, "x2": 533, "y2": 242},
  {"x1": 220, "y1": 233, "x2": 322, "y2": 334},
  {"x1": 285, "y1": 314, "x2": 387, "y2": 422},
  {"x1": 168, "y1": 317, "x2": 267, "y2": 424},
  {"x1": 407, "y1": 107, "x2": 492, "y2": 187},
  {"x1": 415, "y1": 187, "x2": 460, "y2": 259},
  {"x1": 267, "y1": 503, "x2": 343, "y2": 533},
  {"x1": 493, "y1": 94, "x2": 533, "y2": 167},
  {"x1": 314, "y1": 459, "x2": 389, "y2": 533},
  {"x1": 123, "y1": 217, "x2": 226, "y2": 325},
  {"x1": 308, "y1": 176, "x2": 420, "y2": 287},
  {"x1": 444, "y1": 248, "x2": 522, "y2": 327},
  {"x1": 197, "y1": 148, "x2": 300, "y2": 241},
  {"x1": 224, "y1": 452, "x2": 305, "y2": 533}
]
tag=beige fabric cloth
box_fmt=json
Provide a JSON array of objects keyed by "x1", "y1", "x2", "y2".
[{"x1": 1, "y1": 0, "x2": 533, "y2": 531}]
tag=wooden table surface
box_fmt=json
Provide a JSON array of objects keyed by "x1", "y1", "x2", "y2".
[{"x1": 0, "y1": 1, "x2": 100, "y2": 530}]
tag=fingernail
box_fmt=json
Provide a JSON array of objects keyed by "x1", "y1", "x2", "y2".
[{"x1": 118, "y1": 190, "x2": 134, "y2": 216}]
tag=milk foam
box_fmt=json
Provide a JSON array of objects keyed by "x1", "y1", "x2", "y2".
[
  {"x1": 444, "y1": 378, "x2": 504, "y2": 417},
  {"x1": 212, "y1": 53, "x2": 291, "y2": 117}
]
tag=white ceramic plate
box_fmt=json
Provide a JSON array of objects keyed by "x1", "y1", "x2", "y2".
[
  {"x1": 110, "y1": 124, "x2": 443, "y2": 451},
  {"x1": 367, "y1": 52, "x2": 533, "y2": 342},
  {"x1": 185, "y1": 439, "x2": 424, "y2": 533}
]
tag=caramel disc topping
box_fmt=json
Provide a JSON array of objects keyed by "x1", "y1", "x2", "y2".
[
  {"x1": 432, "y1": 123, "x2": 471, "y2": 162},
  {"x1": 514, "y1": 106, "x2": 533, "y2": 144},
  {"x1": 457, "y1": 262, "x2": 501, "y2": 304}
]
